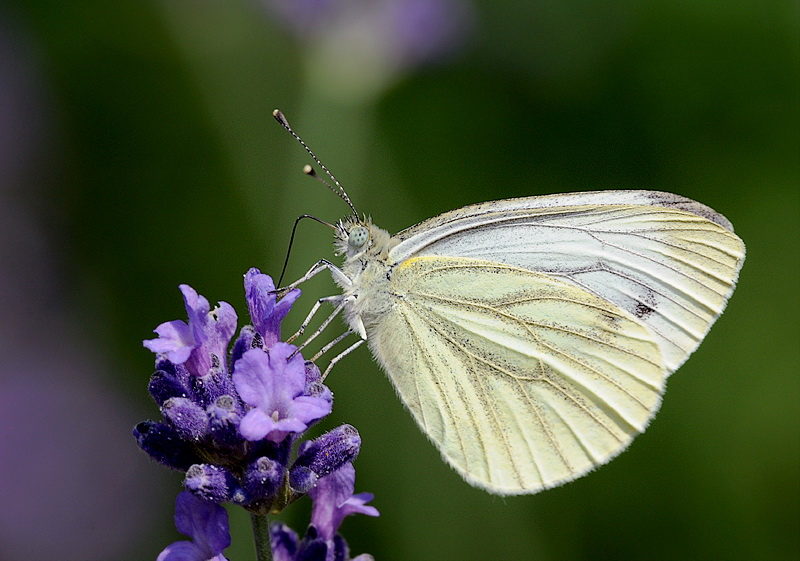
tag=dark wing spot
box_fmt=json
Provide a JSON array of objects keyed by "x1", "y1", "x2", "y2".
[{"x1": 635, "y1": 301, "x2": 655, "y2": 319}]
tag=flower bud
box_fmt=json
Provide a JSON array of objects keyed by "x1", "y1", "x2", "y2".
[
  {"x1": 133, "y1": 420, "x2": 201, "y2": 471},
  {"x1": 242, "y1": 456, "x2": 285, "y2": 503},
  {"x1": 162, "y1": 397, "x2": 209, "y2": 441},
  {"x1": 185, "y1": 464, "x2": 238, "y2": 503},
  {"x1": 148, "y1": 369, "x2": 188, "y2": 405},
  {"x1": 290, "y1": 424, "x2": 361, "y2": 488}
]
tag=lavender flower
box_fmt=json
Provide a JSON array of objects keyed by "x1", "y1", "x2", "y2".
[
  {"x1": 309, "y1": 463, "x2": 379, "y2": 543},
  {"x1": 136, "y1": 268, "x2": 377, "y2": 558},
  {"x1": 143, "y1": 284, "x2": 237, "y2": 379},
  {"x1": 272, "y1": 463, "x2": 379, "y2": 561},
  {"x1": 157, "y1": 491, "x2": 230, "y2": 561},
  {"x1": 245, "y1": 268, "x2": 300, "y2": 348},
  {"x1": 234, "y1": 344, "x2": 331, "y2": 443}
]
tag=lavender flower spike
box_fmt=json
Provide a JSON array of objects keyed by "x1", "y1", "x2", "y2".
[
  {"x1": 138, "y1": 269, "x2": 376, "y2": 558},
  {"x1": 157, "y1": 491, "x2": 231, "y2": 561},
  {"x1": 234, "y1": 343, "x2": 332, "y2": 442}
]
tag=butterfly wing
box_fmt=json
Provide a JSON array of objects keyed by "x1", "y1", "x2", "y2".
[
  {"x1": 390, "y1": 191, "x2": 745, "y2": 372},
  {"x1": 369, "y1": 256, "x2": 665, "y2": 495}
]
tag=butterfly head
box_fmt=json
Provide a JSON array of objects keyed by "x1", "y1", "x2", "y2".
[{"x1": 335, "y1": 217, "x2": 396, "y2": 262}]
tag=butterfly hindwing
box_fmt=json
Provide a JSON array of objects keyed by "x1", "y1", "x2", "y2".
[{"x1": 368, "y1": 255, "x2": 666, "y2": 494}]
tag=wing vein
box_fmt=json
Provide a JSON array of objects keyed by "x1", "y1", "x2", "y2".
[{"x1": 418, "y1": 291, "x2": 662, "y2": 368}]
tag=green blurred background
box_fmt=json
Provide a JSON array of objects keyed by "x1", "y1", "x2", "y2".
[{"x1": 1, "y1": 1, "x2": 797, "y2": 560}]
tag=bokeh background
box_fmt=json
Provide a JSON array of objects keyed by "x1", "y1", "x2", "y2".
[{"x1": 1, "y1": 1, "x2": 798, "y2": 560}]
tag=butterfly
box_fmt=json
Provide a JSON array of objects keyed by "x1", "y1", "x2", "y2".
[{"x1": 274, "y1": 110, "x2": 746, "y2": 495}]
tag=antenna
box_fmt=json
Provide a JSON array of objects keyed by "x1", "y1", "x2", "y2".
[{"x1": 273, "y1": 109, "x2": 359, "y2": 220}]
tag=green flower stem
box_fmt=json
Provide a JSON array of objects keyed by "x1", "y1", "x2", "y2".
[{"x1": 251, "y1": 513, "x2": 273, "y2": 561}]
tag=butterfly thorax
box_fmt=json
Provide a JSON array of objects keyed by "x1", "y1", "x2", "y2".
[{"x1": 335, "y1": 220, "x2": 400, "y2": 338}]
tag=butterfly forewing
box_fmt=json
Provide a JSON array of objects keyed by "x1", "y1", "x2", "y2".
[
  {"x1": 389, "y1": 191, "x2": 745, "y2": 372},
  {"x1": 368, "y1": 256, "x2": 665, "y2": 494}
]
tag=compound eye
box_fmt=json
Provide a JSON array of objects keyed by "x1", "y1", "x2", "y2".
[{"x1": 349, "y1": 226, "x2": 369, "y2": 248}]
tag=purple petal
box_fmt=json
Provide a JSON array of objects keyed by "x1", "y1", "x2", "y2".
[
  {"x1": 310, "y1": 463, "x2": 355, "y2": 510},
  {"x1": 144, "y1": 320, "x2": 194, "y2": 363},
  {"x1": 180, "y1": 285, "x2": 210, "y2": 344},
  {"x1": 270, "y1": 522, "x2": 299, "y2": 561},
  {"x1": 290, "y1": 395, "x2": 333, "y2": 421},
  {"x1": 340, "y1": 493, "x2": 380, "y2": 519},
  {"x1": 184, "y1": 300, "x2": 238, "y2": 378},
  {"x1": 310, "y1": 464, "x2": 379, "y2": 541},
  {"x1": 239, "y1": 408, "x2": 309, "y2": 443},
  {"x1": 272, "y1": 416, "x2": 311, "y2": 434},
  {"x1": 269, "y1": 343, "x2": 307, "y2": 390},
  {"x1": 245, "y1": 268, "x2": 300, "y2": 348},
  {"x1": 233, "y1": 349, "x2": 279, "y2": 408},
  {"x1": 170, "y1": 491, "x2": 231, "y2": 559},
  {"x1": 156, "y1": 540, "x2": 206, "y2": 561},
  {"x1": 143, "y1": 284, "x2": 237, "y2": 378},
  {"x1": 232, "y1": 345, "x2": 304, "y2": 408},
  {"x1": 206, "y1": 301, "x2": 238, "y2": 360},
  {"x1": 234, "y1": 346, "x2": 330, "y2": 442},
  {"x1": 238, "y1": 407, "x2": 278, "y2": 441},
  {"x1": 244, "y1": 269, "x2": 276, "y2": 330},
  {"x1": 267, "y1": 288, "x2": 300, "y2": 342}
]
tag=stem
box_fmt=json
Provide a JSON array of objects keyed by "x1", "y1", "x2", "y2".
[{"x1": 251, "y1": 512, "x2": 273, "y2": 561}]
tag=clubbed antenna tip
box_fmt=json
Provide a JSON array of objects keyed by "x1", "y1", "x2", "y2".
[{"x1": 273, "y1": 109, "x2": 289, "y2": 128}]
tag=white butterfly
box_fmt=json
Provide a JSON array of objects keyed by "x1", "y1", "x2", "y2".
[{"x1": 275, "y1": 111, "x2": 746, "y2": 495}]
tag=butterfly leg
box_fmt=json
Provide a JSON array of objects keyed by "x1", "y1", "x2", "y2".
[
  {"x1": 309, "y1": 329, "x2": 355, "y2": 362},
  {"x1": 321, "y1": 338, "x2": 365, "y2": 380},
  {"x1": 281, "y1": 259, "x2": 364, "y2": 373},
  {"x1": 281, "y1": 259, "x2": 352, "y2": 291},
  {"x1": 288, "y1": 296, "x2": 346, "y2": 350}
]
